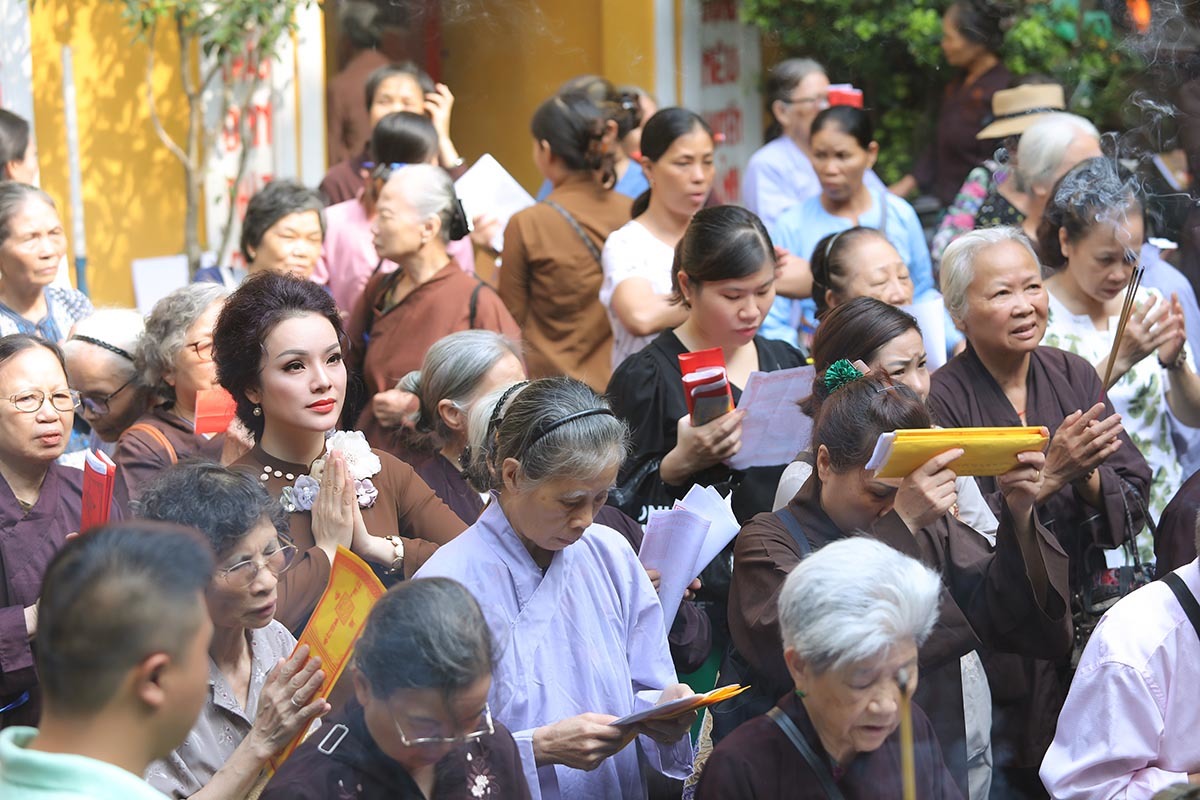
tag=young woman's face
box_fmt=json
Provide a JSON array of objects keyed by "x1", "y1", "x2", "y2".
[
  {"x1": 249, "y1": 313, "x2": 348, "y2": 437},
  {"x1": 812, "y1": 126, "x2": 878, "y2": 205},
  {"x1": 0, "y1": 198, "x2": 65, "y2": 291},
  {"x1": 643, "y1": 126, "x2": 715, "y2": 220},
  {"x1": 682, "y1": 260, "x2": 777, "y2": 348},
  {"x1": 1060, "y1": 214, "x2": 1144, "y2": 307},
  {"x1": 830, "y1": 237, "x2": 913, "y2": 309},
  {"x1": 249, "y1": 211, "x2": 324, "y2": 281},
  {"x1": 0, "y1": 346, "x2": 73, "y2": 466},
  {"x1": 959, "y1": 240, "x2": 1049, "y2": 357},
  {"x1": 501, "y1": 461, "x2": 620, "y2": 557},
  {"x1": 868, "y1": 329, "x2": 930, "y2": 401}
]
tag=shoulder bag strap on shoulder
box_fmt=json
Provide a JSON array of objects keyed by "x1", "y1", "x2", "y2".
[
  {"x1": 1162, "y1": 572, "x2": 1200, "y2": 639},
  {"x1": 124, "y1": 423, "x2": 179, "y2": 466},
  {"x1": 544, "y1": 199, "x2": 603, "y2": 264},
  {"x1": 774, "y1": 507, "x2": 813, "y2": 557},
  {"x1": 766, "y1": 707, "x2": 846, "y2": 800}
]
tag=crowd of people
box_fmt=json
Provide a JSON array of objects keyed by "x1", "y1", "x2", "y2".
[{"x1": 1, "y1": 0, "x2": 1200, "y2": 797}]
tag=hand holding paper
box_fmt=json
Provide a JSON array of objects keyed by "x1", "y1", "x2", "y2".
[{"x1": 610, "y1": 684, "x2": 750, "y2": 727}]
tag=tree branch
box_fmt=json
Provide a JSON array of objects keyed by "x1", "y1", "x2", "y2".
[{"x1": 145, "y1": 18, "x2": 189, "y2": 166}]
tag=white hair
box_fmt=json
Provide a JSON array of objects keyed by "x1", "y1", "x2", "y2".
[
  {"x1": 1016, "y1": 112, "x2": 1100, "y2": 191},
  {"x1": 940, "y1": 226, "x2": 1040, "y2": 323},
  {"x1": 385, "y1": 164, "x2": 458, "y2": 243},
  {"x1": 778, "y1": 537, "x2": 942, "y2": 674},
  {"x1": 63, "y1": 308, "x2": 146, "y2": 375}
]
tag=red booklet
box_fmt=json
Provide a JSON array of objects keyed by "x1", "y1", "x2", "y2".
[
  {"x1": 828, "y1": 83, "x2": 864, "y2": 108},
  {"x1": 678, "y1": 347, "x2": 734, "y2": 426},
  {"x1": 194, "y1": 388, "x2": 238, "y2": 436},
  {"x1": 81, "y1": 450, "x2": 117, "y2": 533}
]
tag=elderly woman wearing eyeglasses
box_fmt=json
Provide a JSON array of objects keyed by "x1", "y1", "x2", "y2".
[
  {"x1": 261, "y1": 577, "x2": 531, "y2": 799},
  {"x1": 61, "y1": 309, "x2": 153, "y2": 453},
  {"x1": 0, "y1": 334, "x2": 83, "y2": 730},
  {"x1": 139, "y1": 462, "x2": 331, "y2": 800},
  {"x1": 112, "y1": 284, "x2": 232, "y2": 509}
]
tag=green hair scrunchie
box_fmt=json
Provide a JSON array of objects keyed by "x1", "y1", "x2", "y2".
[{"x1": 824, "y1": 359, "x2": 863, "y2": 394}]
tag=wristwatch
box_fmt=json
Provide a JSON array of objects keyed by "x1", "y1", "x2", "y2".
[{"x1": 384, "y1": 535, "x2": 405, "y2": 575}]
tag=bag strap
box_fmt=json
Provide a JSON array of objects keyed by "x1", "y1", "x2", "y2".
[
  {"x1": 125, "y1": 423, "x2": 179, "y2": 466},
  {"x1": 774, "y1": 507, "x2": 813, "y2": 557},
  {"x1": 1162, "y1": 572, "x2": 1200, "y2": 639},
  {"x1": 767, "y1": 707, "x2": 846, "y2": 800},
  {"x1": 544, "y1": 200, "x2": 603, "y2": 264}
]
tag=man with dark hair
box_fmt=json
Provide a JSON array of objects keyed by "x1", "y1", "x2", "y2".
[{"x1": 0, "y1": 521, "x2": 215, "y2": 798}]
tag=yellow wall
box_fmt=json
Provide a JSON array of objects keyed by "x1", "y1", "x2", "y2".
[
  {"x1": 441, "y1": 0, "x2": 658, "y2": 193},
  {"x1": 31, "y1": 0, "x2": 195, "y2": 306}
]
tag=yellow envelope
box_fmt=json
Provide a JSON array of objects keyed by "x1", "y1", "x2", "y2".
[{"x1": 867, "y1": 426, "x2": 1050, "y2": 478}]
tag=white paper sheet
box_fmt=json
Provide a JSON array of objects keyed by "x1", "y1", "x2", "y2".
[
  {"x1": 679, "y1": 484, "x2": 742, "y2": 572},
  {"x1": 454, "y1": 154, "x2": 535, "y2": 253},
  {"x1": 900, "y1": 295, "x2": 950, "y2": 370},
  {"x1": 725, "y1": 365, "x2": 816, "y2": 470},
  {"x1": 638, "y1": 507, "x2": 711, "y2": 624}
]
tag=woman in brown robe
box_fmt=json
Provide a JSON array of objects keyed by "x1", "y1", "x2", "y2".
[
  {"x1": 347, "y1": 164, "x2": 519, "y2": 457},
  {"x1": 0, "y1": 336, "x2": 83, "y2": 729},
  {"x1": 499, "y1": 91, "x2": 632, "y2": 392},
  {"x1": 725, "y1": 366, "x2": 1071, "y2": 797},
  {"x1": 928, "y1": 227, "x2": 1152, "y2": 796},
  {"x1": 213, "y1": 273, "x2": 465, "y2": 634}
]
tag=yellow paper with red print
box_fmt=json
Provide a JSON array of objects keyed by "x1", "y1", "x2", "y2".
[{"x1": 867, "y1": 426, "x2": 1050, "y2": 479}]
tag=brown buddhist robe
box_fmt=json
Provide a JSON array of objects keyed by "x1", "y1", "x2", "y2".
[
  {"x1": 233, "y1": 444, "x2": 466, "y2": 633},
  {"x1": 112, "y1": 406, "x2": 225, "y2": 511},
  {"x1": 927, "y1": 344, "x2": 1153, "y2": 783},
  {"x1": 1156, "y1": 470, "x2": 1200, "y2": 574},
  {"x1": 726, "y1": 472, "x2": 1072, "y2": 796},
  {"x1": 499, "y1": 173, "x2": 631, "y2": 392},
  {"x1": 0, "y1": 464, "x2": 82, "y2": 729}
]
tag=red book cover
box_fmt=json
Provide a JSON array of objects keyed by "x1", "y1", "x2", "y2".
[
  {"x1": 828, "y1": 84, "x2": 864, "y2": 108},
  {"x1": 194, "y1": 388, "x2": 238, "y2": 436},
  {"x1": 678, "y1": 347, "x2": 733, "y2": 423},
  {"x1": 81, "y1": 450, "x2": 117, "y2": 533}
]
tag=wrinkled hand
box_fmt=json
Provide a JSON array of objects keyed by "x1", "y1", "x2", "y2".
[
  {"x1": 247, "y1": 645, "x2": 330, "y2": 760},
  {"x1": 373, "y1": 389, "x2": 419, "y2": 430},
  {"x1": 220, "y1": 418, "x2": 255, "y2": 466},
  {"x1": 1113, "y1": 294, "x2": 1176, "y2": 378},
  {"x1": 1042, "y1": 404, "x2": 1123, "y2": 493},
  {"x1": 533, "y1": 713, "x2": 637, "y2": 771},
  {"x1": 673, "y1": 409, "x2": 745, "y2": 472},
  {"x1": 310, "y1": 451, "x2": 354, "y2": 558},
  {"x1": 637, "y1": 683, "x2": 698, "y2": 744},
  {"x1": 893, "y1": 449, "x2": 961, "y2": 532},
  {"x1": 424, "y1": 83, "x2": 456, "y2": 144},
  {"x1": 998, "y1": 450, "x2": 1045, "y2": 520}
]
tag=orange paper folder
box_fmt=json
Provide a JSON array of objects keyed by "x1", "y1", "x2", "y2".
[
  {"x1": 194, "y1": 388, "x2": 239, "y2": 436},
  {"x1": 679, "y1": 347, "x2": 733, "y2": 423},
  {"x1": 866, "y1": 427, "x2": 1050, "y2": 479},
  {"x1": 268, "y1": 546, "x2": 386, "y2": 771},
  {"x1": 611, "y1": 684, "x2": 751, "y2": 727},
  {"x1": 81, "y1": 450, "x2": 117, "y2": 533}
]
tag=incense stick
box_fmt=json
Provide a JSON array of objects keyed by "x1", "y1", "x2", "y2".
[
  {"x1": 897, "y1": 667, "x2": 916, "y2": 800},
  {"x1": 1100, "y1": 265, "x2": 1145, "y2": 391}
]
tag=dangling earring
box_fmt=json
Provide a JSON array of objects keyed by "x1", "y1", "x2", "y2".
[{"x1": 252, "y1": 405, "x2": 262, "y2": 417}]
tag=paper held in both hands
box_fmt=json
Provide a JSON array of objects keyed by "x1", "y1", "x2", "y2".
[{"x1": 867, "y1": 426, "x2": 1050, "y2": 478}]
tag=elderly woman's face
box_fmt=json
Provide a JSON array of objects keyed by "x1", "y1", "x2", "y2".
[
  {"x1": 167, "y1": 300, "x2": 223, "y2": 414},
  {"x1": 940, "y1": 8, "x2": 988, "y2": 68},
  {"x1": 66, "y1": 348, "x2": 144, "y2": 443},
  {"x1": 250, "y1": 211, "x2": 323, "y2": 280},
  {"x1": 356, "y1": 672, "x2": 492, "y2": 771},
  {"x1": 205, "y1": 517, "x2": 283, "y2": 630},
  {"x1": 0, "y1": 347, "x2": 73, "y2": 467},
  {"x1": 249, "y1": 312, "x2": 347, "y2": 437},
  {"x1": 830, "y1": 237, "x2": 913, "y2": 310},
  {"x1": 959, "y1": 241, "x2": 1048, "y2": 356},
  {"x1": 500, "y1": 460, "x2": 620, "y2": 559},
  {"x1": 1060, "y1": 214, "x2": 1143, "y2": 308},
  {"x1": 0, "y1": 198, "x2": 65, "y2": 291},
  {"x1": 775, "y1": 71, "x2": 830, "y2": 139},
  {"x1": 788, "y1": 639, "x2": 919, "y2": 764},
  {"x1": 372, "y1": 177, "x2": 432, "y2": 261}
]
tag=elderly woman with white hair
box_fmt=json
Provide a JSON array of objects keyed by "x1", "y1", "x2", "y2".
[
  {"x1": 700, "y1": 537, "x2": 960, "y2": 798},
  {"x1": 347, "y1": 163, "x2": 519, "y2": 456},
  {"x1": 112, "y1": 283, "x2": 230, "y2": 508},
  {"x1": 1011, "y1": 112, "x2": 1101, "y2": 242},
  {"x1": 62, "y1": 309, "x2": 152, "y2": 454},
  {"x1": 927, "y1": 225, "x2": 1153, "y2": 792}
]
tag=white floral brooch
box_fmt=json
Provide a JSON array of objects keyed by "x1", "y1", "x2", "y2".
[{"x1": 281, "y1": 431, "x2": 382, "y2": 512}]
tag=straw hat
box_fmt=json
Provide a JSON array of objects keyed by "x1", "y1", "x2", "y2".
[{"x1": 976, "y1": 84, "x2": 1067, "y2": 140}]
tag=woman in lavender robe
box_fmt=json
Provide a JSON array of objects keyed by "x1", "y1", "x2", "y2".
[{"x1": 415, "y1": 377, "x2": 696, "y2": 799}]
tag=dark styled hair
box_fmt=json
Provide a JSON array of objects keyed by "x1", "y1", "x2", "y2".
[
  {"x1": 355, "y1": 577, "x2": 494, "y2": 700},
  {"x1": 364, "y1": 62, "x2": 435, "y2": 113},
  {"x1": 801, "y1": 298, "x2": 921, "y2": 416},
  {"x1": 811, "y1": 370, "x2": 930, "y2": 472},
  {"x1": 810, "y1": 226, "x2": 895, "y2": 317},
  {"x1": 631, "y1": 108, "x2": 713, "y2": 217},
  {"x1": 671, "y1": 205, "x2": 774, "y2": 303},
  {"x1": 530, "y1": 92, "x2": 615, "y2": 188},
  {"x1": 370, "y1": 111, "x2": 439, "y2": 166},
  {"x1": 240, "y1": 180, "x2": 327, "y2": 264},
  {"x1": 0, "y1": 182, "x2": 56, "y2": 244},
  {"x1": 0, "y1": 110, "x2": 31, "y2": 178},
  {"x1": 0, "y1": 333, "x2": 66, "y2": 372},
  {"x1": 811, "y1": 105, "x2": 874, "y2": 150},
  {"x1": 559, "y1": 75, "x2": 643, "y2": 141},
  {"x1": 36, "y1": 521, "x2": 215, "y2": 714},
  {"x1": 213, "y1": 272, "x2": 346, "y2": 437},
  {"x1": 1036, "y1": 157, "x2": 1144, "y2": 270},
  {"x1": 947, "y1": 0, "x2": 1012, "y2": 55},
  {"x1": 136, "y1": 462, "x2": 289, "y2": 559}
]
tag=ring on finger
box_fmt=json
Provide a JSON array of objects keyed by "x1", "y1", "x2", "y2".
[{"x1": 290, "y1": 695, "x2": 304, "y2": 708}]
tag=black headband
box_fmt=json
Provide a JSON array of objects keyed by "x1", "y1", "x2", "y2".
[
  {"x1": 522, "y1": 408, "x2": 617, "y2": 457},
  {"x1": 70, "y1": 335, "x2": 134, "y2": 362}
]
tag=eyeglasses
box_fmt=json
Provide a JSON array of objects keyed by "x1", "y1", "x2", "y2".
[
  {"x1": 391, "y1": 702, "x2": 494, "y2": 747},
  {"x1": 217, "y1": 539, "x2": 297, "y2": 588},
  {"x1": 8, "y1": 389, "x2": 80, "y2": 414},
  {"x1": 79, "y1": 377, "x2": 134, "y2": 416},
  {"x1": 186, "y1": 339, "x2": 214, "y2": 362},
  {"x1": 781, "y1": 95, "x2": 829, "y2": 110}
]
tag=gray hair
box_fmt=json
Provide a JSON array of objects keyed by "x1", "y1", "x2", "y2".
[
  {"x1": 397, "y1": 330, "x2": 522, "y2": 452},
  {"x1": 940, "y1": 226, "x2": 1040, "y2": 323},
  {"x1": 63, "y1": 309, "x2": 145, "y2": 378},
  {"x1": 464, "y1": 377, "x2": 629, "y2": 493},
  {"x1": 0, "y1": 182, "x2": 56, "y2": 244},
  {"x1": 1015, "y1": 112, "x2": 1100, "y2": 192},
  {"x1": 767, "y1": 58, "x2": 826, "y2": 105},
  {"x1": 386, "y1": 164, "x2": 458, "y2": 244},
  {"x1": 137, "y1": 283, "x2": 227, "y2": 405},
  {"x1": 339, "y1": 0, "x2": 381, "y2": 49},
  {"x1": 779, "y1": 537, "x2": 941, "y2": 674}
]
